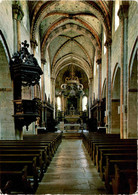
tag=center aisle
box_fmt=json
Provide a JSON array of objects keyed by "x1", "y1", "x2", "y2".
[{"x1": 36, "y1": 139, "x2": 106, "y2": 194}]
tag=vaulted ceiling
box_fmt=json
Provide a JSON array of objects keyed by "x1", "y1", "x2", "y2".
[{"x1": 28, "y1": 0, "x2": 112, "y2": 92}]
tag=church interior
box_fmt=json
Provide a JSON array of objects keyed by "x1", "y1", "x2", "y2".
[{"x1": 0, "y1": 0, "x2": 137, "y2": 194}]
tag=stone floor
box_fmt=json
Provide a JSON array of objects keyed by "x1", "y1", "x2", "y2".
[{"x1": 36, "y1": 139, "x2": 107, "y2": 194}]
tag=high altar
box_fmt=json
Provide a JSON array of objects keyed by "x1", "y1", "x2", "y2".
[{"x1": 58, "y1": 65, "x2": 84, "y2": 131}]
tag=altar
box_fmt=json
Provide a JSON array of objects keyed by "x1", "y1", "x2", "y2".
[
  {"x1": 64, "y1": 123, "x2": 80, "y2": 131},
  {"x1": 57, "y1": 66, "x2": 85, "y2": 134}
]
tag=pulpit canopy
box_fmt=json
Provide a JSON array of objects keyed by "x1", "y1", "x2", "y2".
[{"x1": 10, "y1": 40, "x2": 43, "y2": 86}]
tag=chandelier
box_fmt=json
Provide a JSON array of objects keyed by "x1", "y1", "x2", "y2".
[{"x1": 61, "y1": 65, "x2": 83, "y2": 97}]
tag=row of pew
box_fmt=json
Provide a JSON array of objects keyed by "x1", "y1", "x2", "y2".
[
  {"x1": 0, "y1": 132, "x2": 62, "y2": 194},
  {"x1": 83, "y1": 132, "x2": 137, "y2": 194}
]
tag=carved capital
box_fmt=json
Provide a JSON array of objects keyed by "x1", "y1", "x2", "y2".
[
  {"x1": 104, "y1": 37, "x2": 112, "y2": 48},
  {"x1": 51, "y1": 77, "x2": 55, "y2": 83},
  {"x1": 41, "y1": 58, "x2": 47, "y2": 65},
  {"x1": 118, "y1": 4, "x2": 129, "y2": 20},
  {"x1": 12, "y1": 3, "x2": 24, "y2": 21},
  {"x1": 89, "y1": 77, "x2": 93, "y2": 83},
  {"x1": 30, "y1": 39, "x2": 38, "y2": 49},
  {"x1": 96, "y1": 58, "x2": 101, "y2": 65}
]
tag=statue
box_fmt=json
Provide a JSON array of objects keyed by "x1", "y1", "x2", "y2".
[{"x1": 70, "y1": 104, "x2": 75, "y2": 115}]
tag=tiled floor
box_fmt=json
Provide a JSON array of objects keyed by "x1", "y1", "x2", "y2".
[{"x1": 36, "y1": 139, "x2": 107, "y2": 194}]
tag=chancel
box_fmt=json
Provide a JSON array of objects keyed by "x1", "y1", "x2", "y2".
[
  {"x1": 58, "y1": 65, "x2": 84, "y2": 131},
  {"x1": 0, "y1": 0, "x2": 137, "y2": 194}
]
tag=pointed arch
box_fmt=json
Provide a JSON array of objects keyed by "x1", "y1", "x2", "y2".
[
  {"x1": 30, "y1": 1, "x2": 111, "y2": 44},
  {"x1": 129, "y1": 38, "x2": 138, "y2": 79},
  {"x1": 102, "y1": 78, "x2": 106, "y2": 98},
  {"x1": 0, "y1": 31, "x2": 15, "y2": 140},
  {"x1": 127, "y1": 38, "x2": 138, "y2": 138},
  {"x1": 111, "y1": 63, "x2": 121, "y2": 92},
  {"x1": 52, "y1": 38, "x2": 91, "y2": 67},
  {"x1": 111, "y1": 63, "x2": 121, "y2": 134},
  {"x1": 0, "y1": 30, "x2": 11, "y2": 63}
]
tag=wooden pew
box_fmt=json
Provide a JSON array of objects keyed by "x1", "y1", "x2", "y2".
[
  {"x1": 92, "y1": 139, "x2": 136, "y2": 160},
  {"x1": 112, "y1": 164, "x2": 137, "y2": 194},
  {"x1": 0, "y1": 133, "x2": 62, "y2": 193},
  {"x1": 104, "y1": 157, "x2": 137, "y2": 192},
  {"x1": 0, "y1": 144, "x2": 51, "y2": 163},
  {"x1": 82, "y1": 132, "x2": 137, "y2": 194},
  {"x1": 0, "y1": 165, "x2": 34, "y2": 194},
  {"x1": 0, "y1": 141, "x2": 54, "y2": 160},
  {"x1": 99, "y1": 152, "x2": 137, "y2": 180},
  {"x1": 95, "y1": 146, "x2": 137, "y2": 171},
  {"x1": 23, "y1": 133, "x2": 62, "y2": 151},
  {"x1": 0, "y1": 153, "x2": 44, "y2": 180},
  {"x1": 83, "y1": 133, "x2": 120, "y2": 154},
  {"x1": 0, "y1": 157, "x2": 38, "y2": 190},
  {"x1": 83, "y1": 132, "x2": 136, "y2": 157},
  {"x1": 0, "y1": 149, "x2": 49, "y2": 167}
]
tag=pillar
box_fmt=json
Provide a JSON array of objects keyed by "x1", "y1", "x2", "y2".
[
  {"x1": 97, "y1": 59, "x2": 102, "y2": 126},
  {"x1": 41, "y1": 58, "x2": 46, "y2": 126},
  {"x1": 51, "y1": 77, "x2": 55, "y2": 119},
  {"x1": 30, "y1": 39, "x2": 38, "y2": 98},
  {"x1": 12, "y1": 2, "x2": 24, "y2": 140},
  {"x1": 80, "y1": 94, "x2": 82, "y2": 112},
  {"x1": 97, "y1": 59, "x2": 102, "y2": 101},
  {"x1": 88, "y1": 78, "x2": 93, "y2": 118},
  {"x1": 30, "y1": 39, "x2": 38, "y2": 56},
  {"x1": 41, "y1": 58, "x2": 46, "y2": 101},
  {"x1": 30, "y1": 39, "x2": 39, "y2": 134},
  {"x1": 118, "y1": 4, "x2": 129, "y2": 138},
  {"x1": 12, "y1": 2, "x2": 24, "y2": 52},
  {"x1": 61, "y1": 94, "x2": 65, "y2": 120},
  {"x1": 105, "y1": 38, "x2": 112, "y2": 134}
]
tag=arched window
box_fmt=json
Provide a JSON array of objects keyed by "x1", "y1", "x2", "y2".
[
  {"x1": 57, "y1": 96, "x2": 61, "y2": 111},
  {"x1": 82, "y1": 96, "x2": 87, "y2": 111},
  {"x1": 115, "y1": 0, "x2": 120, "y2": 31}
]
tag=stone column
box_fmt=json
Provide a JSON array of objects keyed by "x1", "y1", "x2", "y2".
[
  {"x1": 97, "y1": 59, "x2": 102, "y2": 101},
  {"x1": 51, "y1": 77, "x2": 56, "y2": 119},
  {"x1": 61, "y1": 94, "x2": 65, "y2": 120},
  {"x1": 80, "y1": 94, "x2": 82, "y2": 112},
  {"x1": 41, "y1": 58, "x2": 46, "y2": 101},
  {"x1": 12, "y1": 3, "x2": 24, "y2": 140},
  {"x1": 88, "y1": 78, "x2": 93, "y2": 118},
  {"x1": 12, "y1": 3, "x2": 24, "y2": 52},
  {"x1": 30, "y1": 39, "x2": 38, "y2": 98},
  {"x1": 30, "y1": 39, "x2": 39, "y2": 134},
  {"x1": 61, "y1": 94, "x2": 64, "y2": 112},
  {"x1": 118, "y1": 4, "x2": 129, "y2": 138},
  {"x1": 97, "y1": 59, "x2": 102, "y2": 126},
  {"x1": 105, "y1": 38, "x2": 112, "y2": 134},
  {"x1": 30, "y1": 39, "x2": 38, "y2": 56},
  {"x1": 41, "y1": 58, "x2": 46, "y2": 127}
]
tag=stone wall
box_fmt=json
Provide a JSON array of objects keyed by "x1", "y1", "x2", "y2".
[
  {"x1": 128, "y1": 1, "x2": 138, "y2": 64},
  {"x1": 0, "y1": 41, "x2": 15, "y2": 140},
  {"x1": 111, "y1": 100, "x2": 120, "y2": 134},
  {"x1": 127, "y1": 53, "x2": 137, "y2": 138},
  {"x1": 0, "y1": 1, "x2": 14, "y2": 56}
]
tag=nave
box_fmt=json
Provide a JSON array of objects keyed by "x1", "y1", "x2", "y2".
[{"x1": 36, "y1": 139, "x2": 106, "y2": 194}]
